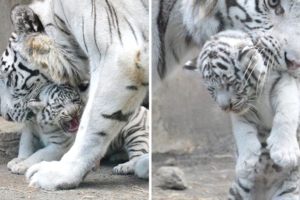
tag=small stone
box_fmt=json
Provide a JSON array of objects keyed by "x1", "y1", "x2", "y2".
[
  {"x1": 164, "y1": 158, "x2": 176, "y2": 166},
  {"x1": 156, "y1": 166, "x2": 188, "y2": 190}
]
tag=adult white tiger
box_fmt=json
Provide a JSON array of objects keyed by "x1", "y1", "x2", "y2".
[
  {"x1": 1, "y1": 32, "x2": 149, "y2": 179},
  {"x1": 152, "y1": 0, "x2": 300, "y2": 85},
  {"x1": 0, "y1": 0, "x2": 148, "y2": 190}
]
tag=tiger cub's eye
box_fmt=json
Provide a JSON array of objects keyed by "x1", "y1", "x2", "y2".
[{"x1": 269, "y1": 0, "x2": 279, "y2": 7}]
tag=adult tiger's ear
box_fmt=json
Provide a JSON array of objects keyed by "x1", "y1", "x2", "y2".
[
  {"x1": 11, "y1": 4, "x2": 44, "y2": 34},
  {"x1": 27, "y1": 99, "x2": 45, "y2": 114}
]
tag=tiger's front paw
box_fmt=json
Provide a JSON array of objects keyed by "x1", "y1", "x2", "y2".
[
  {"x1": 26, "y1": 161, "x2": 85, "y2": 190},
  {"x1": 267, "y1": 136, "x2": 300, "y2": 167},
  {"x1": 7, "y1": 158, "x2": 25, "y2": 170},
  {"x1": 236, "y1": 147, "x2": 261, "y2": 178},
  {"x1": 11, "y1": 162, "x2": 31, "y2": 175},
  {"x1": 113, "y1": 161, "x2": 135, "y2": 175}
]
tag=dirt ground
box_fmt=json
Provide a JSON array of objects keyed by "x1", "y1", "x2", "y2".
[
  {"x1": 152, "y1": 69, "x2": 237, "y2": 200},
  {"x1": 0, "y1": 152, "x2": 149, "y2": 200},
  {"x1": 152, "y1": 153, "x2": 235, "y2": 200},
  {"x1": 0, "y1": 151, "x2": 148, "y2": 200}
]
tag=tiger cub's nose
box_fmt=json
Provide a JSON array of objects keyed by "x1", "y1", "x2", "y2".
[{"x1": 220, "y1": 103, "x2": 232, "y2": 113}]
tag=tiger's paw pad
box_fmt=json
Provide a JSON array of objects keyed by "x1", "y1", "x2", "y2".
[
  {"x1": 7, "y1": 158, "x2": 25, "y2": 170},
  {"x1": 113, "y1": 161, "x2": 135, "y2": 175},
  {"x1": 268, "y1": 140, "x2": 300, "y2": 168},
  {"x1": 11, "y1": 162, "x2": 30, "y2": 175}
]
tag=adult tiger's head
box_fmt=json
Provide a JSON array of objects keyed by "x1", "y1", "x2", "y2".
[
  {"x1": 0, "y1": 3, "x2": 89, "y2": 123},
  {"x1": 27, "y1": 84, "x2": 85, "y2": 134},
  {"x1": 197, "y1": 31, "x2": 268, "y2": 115},
  {"x1": 182, "y1": 0, "x2": 300, "y2": 72},
  {"x1": 0, "y1": 32, "x2": 49, "y2": 122}
]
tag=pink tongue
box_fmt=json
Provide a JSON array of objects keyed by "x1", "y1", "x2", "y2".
[{"x1": 68, "y1": 118, "x2": 79, "y2": 132}]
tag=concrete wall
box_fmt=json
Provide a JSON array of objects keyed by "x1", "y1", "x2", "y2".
[
  {"x1": 152, "y1": 68, "x2": 235, "y2": 156},
  {"x1": 0, "y1": 0, "x2": 31, "y2": 52}
]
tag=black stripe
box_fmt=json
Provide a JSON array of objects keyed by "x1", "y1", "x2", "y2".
[
  {"x1": 105, "y1": 8, "x2": 113, "y2": 44},
  {"x1": 124, "y1": 17, "x2": 138, "y2": 44},
  {"x1": 140, "y1": 0, "x2": 148, "y2": 11},
  {"x1": 102, "y1": 110, "x2": 133, "y2": 122},
  {"x1": 93, "y1": 2, "x2": 101, "y2": 57},
  {"x1": 54, "y1": 14, "x2": 71, "y2": 35},
  {"x1": 278, "y1": 187, "x2": 297, "y2": 197},
  {"x1": 97, "y1": 132, "x2": 107, "y2": 136},
  {"x1": 238, "y1": 180, "x2": 250, "y2": 193},
  {"x1": 126, "y1": 86, "x2": 138, "y2": 90},
  {"x1": 82, "y1": 17, "x2": 88, "y2": 53},
  {"x1": 91, "y1": 0, "x2": 94, "y2": 15},
  {"x1": 110, "y1": 4, "x2": 123, "y2": 45},
  {"x1": 216, "y1": 62, "x2": 228, "y2": 70},
  {"x1": 157, "y1": 0, "x2": 177, "y2": 79}
]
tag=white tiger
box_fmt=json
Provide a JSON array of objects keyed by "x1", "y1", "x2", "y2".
[
  {"x1": 0, "y1": 31, "x2": 149, "y2": 179},
  {"x1": 152, "y1": 0, "x2": 300, "y2": 86},
  {"x1": 7, "y1": 83, "x2": 83, "y2": 175},
  {"x1": 6, "y1": 81, "x2": 149, "y2": 178},
  {"x1": 0, "y1": 0, "x2": 148, "y2": 189},
  {"x1": 196, "y1": 30, "x2": 300, "y2": 200}
]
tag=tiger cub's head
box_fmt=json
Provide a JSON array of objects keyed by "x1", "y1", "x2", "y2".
[
  {"x1": 27, "y1": 84, "x2": 85, "y2": 134},
  {"x1": 196, "y1": 30, "x2": 268, "y2": 115}
]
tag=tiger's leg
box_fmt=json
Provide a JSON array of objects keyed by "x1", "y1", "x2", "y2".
[
  {"x1": 7, "y1": 125, "x2": 37, "y2": 171},
  {"x1": 25, "y1": 45, "x2": 148, "y2": 190},
  {"x1": 10, "y1": 141, "x2": 72, "y2": 175},
  {"x1": 267, "y1": 75, "x2": 300, "y2": 168},
  {"x1": 228, "y1": 176, "x2": 255, "y2": 200},
  {"x1": 231, "y1": 114, "x2": 261, "y2": 179},
  {"x1": 272, "y1": 167, "x2": 300, "y2": 200},
  {"x1": 112, "y1": 107, "x2": 149, "y2": 175}
]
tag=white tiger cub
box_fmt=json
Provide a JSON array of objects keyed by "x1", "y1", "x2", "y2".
[
  {"x1": 7, "y1": 83, "x2": 83, "y2": 175},
  {"x1": 6, "y1": 81, "x2": 149, "y2": 178},
  {"x1": 195, "y1": 30, "x2": 300, "y2": 199}
]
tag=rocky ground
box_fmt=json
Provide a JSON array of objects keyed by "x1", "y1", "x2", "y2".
[
  {"x1": 152, "y1": 153, "x2": 235, "y2": 200},
  {"x1": 0, "y1": 118, "x2": 149, "y2": 200},
  {"x1": 152, "y1": 69, "x2": 236, "y2": 200}
]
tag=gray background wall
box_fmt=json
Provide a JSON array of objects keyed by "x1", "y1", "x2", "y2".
[
  {"x1": 152, "y1": 68, "x2": 235, "y2": 156},
  {"x1": 0, "y1": 0, "x2": 31, "y2": 52}
]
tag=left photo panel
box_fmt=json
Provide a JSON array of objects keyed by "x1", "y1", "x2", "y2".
[{"x1": 0, "y1": 0, "x2": 149, "y2": 199}]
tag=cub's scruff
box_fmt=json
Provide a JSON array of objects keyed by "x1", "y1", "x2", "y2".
[{"x1": 196, "y1": 30, "x2": 300, "y2": 199}]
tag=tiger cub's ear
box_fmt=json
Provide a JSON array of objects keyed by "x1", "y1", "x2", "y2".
[
  {"x1": 11, "y1": 4, "x2": 44, "y2": 34},
  {"x1": 27, "y1": 99, "x2": 45, "y2": 114}
]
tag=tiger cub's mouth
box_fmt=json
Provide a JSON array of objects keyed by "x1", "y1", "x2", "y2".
[{"x1": 63, "y1": 117, "x2": 79, "y2": 133}]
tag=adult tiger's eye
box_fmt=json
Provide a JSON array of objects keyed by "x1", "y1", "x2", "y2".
[{"x1": 269, "y1": 0, "x2": 279, "y2": 7}]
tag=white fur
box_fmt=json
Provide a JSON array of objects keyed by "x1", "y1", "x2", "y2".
[
  {"x1": 9, "y1": 0, "x2": 150, "y2": 190},
  {"x1": 198, "y1": 30, "x2": 300, "y2": 199},
  {"x1": 134, "y1": 154, "x2": 149, "y2": 179}
]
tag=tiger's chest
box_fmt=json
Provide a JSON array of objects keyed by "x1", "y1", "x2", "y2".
[
  {"x1": 28, "y1": 122, "x2": 74, "y2": 147},
  {"x1": 250, "y1": 73, "x2": 290, "y2": 130}
]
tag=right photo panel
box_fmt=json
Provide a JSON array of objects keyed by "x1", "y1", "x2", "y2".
[{"x1": 152, "y1": 0, "x2": 300, "y2": 199}]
